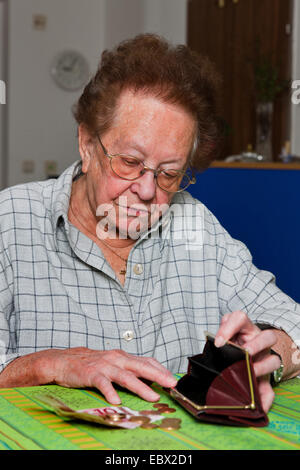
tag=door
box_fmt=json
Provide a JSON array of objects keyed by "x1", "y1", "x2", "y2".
[{"x1": 188, "y1": 0, "x2": 293, "y2": 161}]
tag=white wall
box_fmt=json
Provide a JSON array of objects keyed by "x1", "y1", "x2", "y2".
[
  {"x1": 7, "y1": 0, "x2": 105, "y2": 187},
  {"x1": 104, "y1": 0, "x2": 187, "y2": 50},
  {"x1": 143, "y1": 0, "x2": 187, "y2": 45},
  {"x1": 5, "y1": 0, "x2": 188, "y2": 188},
  {"x1": 105, "y1": 0, "x2": 144, "y2": 49},
  {"x1": 292, "y1": 0, "x2": 300, "y2": 156},
  {"x1": 105, "y1": 0, "x2": 187, "y2": 49}
]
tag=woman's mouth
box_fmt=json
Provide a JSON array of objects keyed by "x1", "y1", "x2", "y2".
[{"x1": 116, "y1": 202, "x2": 150, "y2": 217}]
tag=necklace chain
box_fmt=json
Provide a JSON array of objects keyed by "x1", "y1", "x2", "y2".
[
  {"x1": 69, "y1": 203, "x2": 128, "y2": 274},
  {"x1": 99, "y1": 237, "x2": 128, "y2": 263}
]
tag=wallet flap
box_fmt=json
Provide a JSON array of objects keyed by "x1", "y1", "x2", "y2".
[{"x1": 206, "y1": 360, "x2": 256, "y2": 408}]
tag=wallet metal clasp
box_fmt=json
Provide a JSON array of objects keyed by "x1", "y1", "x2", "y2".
[{"x1": 170, "y1": 333, "x2": 256, "y2": 412}]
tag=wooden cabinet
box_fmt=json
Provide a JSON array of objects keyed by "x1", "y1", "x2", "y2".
[{"x1": 188, "y1": 0, "x2": 292, "y2": 161}]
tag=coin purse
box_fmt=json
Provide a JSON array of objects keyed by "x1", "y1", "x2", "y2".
[{"x1": 169, "y1": 333, "x2": 269, "y2": 427}]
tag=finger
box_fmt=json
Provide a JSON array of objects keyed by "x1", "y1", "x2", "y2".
[
  {"x1": 126, "y1": 358, "x2": 177, "y2": 388},
  {"x1": 104, "y1": 350, "x2": 173, "y2": 380},
  {"x1": 252, "y1": 354, "x2": 281, "y2": 378},
  {"x1": 113, "y1": 369, "x2": 161, "y2": 402},
  {"x1": 214, "y1": 311, "x2": 256, "y2": 347},
  {"x1": 221, "y1": 313, "x2": 231, "y2": 324},
  {"x1": 144, "y1": 357, "x2": 172, "y2": 374},
  {"x1": 93, "y1": 375, "x2": 122, "y2": 405},
  {"x1": 243, "y1": 329, "x2": 277, "y2": 356},
  {"x1": 94, "y1": 363, "x2": 161, "y2": 402},
  {"x1": 140, "y1": 357, "x2": 172, "y2": 376},
  {"x1": 257, "y1": 377, "x2": 275, "y2": 413}
]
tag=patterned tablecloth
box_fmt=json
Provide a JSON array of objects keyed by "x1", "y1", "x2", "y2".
[{"x1": 0, "y1": 376, "x2": 299, "y2": 450}]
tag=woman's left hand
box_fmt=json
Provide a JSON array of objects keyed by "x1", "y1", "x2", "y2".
[{"x1": 214, "y1": 310, "x2": 281, "y2": 413}]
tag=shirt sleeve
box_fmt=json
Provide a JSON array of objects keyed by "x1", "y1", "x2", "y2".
[
  {"x1": 0, "y1": 235, "x2": 20, "y2": 374},
  {"x1": 210, "y1": 209, "x2": 300, "y2": 346}
]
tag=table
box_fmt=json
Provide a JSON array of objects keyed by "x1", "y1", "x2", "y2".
[{"x1": 0, "y1": 376, "x2": 299, "y2": 451}]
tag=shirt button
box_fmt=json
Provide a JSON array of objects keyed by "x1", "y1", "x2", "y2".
[
  {"x1": 123, "y1": 330, "x2": 134, "y2": 341},
  {"x1": 133, "y1": 263, "x2": 143, "y2": 275}
]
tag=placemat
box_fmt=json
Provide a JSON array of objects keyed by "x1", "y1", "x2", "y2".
[{"x1": 0, "y1": 376, "x2": 299, "y2": 450}]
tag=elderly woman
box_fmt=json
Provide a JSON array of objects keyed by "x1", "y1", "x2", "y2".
[{"x1": 0, "y1": 35, "x2": 299, "y2": 412}]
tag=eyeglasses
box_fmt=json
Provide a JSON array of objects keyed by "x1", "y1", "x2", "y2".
[{"x1": 97, "y1": 135, "x2": 196, "y2": 193}]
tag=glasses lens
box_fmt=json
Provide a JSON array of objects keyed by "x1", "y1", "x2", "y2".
[
  {"x1": 178, "y1": 173, "x2": 192, "y2": 191},
  {"x1": 111, "y1": 155, "x2": 143, "y2": 180},
  {"x1": 110, "y1": 153, "x2": 194, "y2": 193},
  {"x1": 158, "y1": 171, "x2": 192, "y2": 192}
]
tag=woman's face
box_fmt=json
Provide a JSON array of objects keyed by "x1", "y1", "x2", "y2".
[{"x1": 79, "y1": 89, "x2": 196, "y2": 240}]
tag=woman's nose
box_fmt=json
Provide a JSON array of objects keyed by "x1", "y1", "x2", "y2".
[{"x1": 130, "y1": 170, "x2": 157, "y2": 201}]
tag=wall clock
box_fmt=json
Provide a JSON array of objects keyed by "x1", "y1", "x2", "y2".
[{"x1": 51, "y1": 50, "x2": 90, "y2": 91}]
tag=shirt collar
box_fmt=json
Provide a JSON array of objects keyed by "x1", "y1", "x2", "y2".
[{"x1": 50, "y1": 160, "x2": 82, "y2": 230}]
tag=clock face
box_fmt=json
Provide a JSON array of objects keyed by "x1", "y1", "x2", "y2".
[{"x1": 51, "y1": 50, "x2": 90, "y2": 91}]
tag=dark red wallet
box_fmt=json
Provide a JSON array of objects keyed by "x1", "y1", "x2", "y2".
[{"x1": 168, "y1": 333, "x2": 269, "y2": 427}]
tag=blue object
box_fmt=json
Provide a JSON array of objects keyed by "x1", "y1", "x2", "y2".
[{"x1": 188, "y1": 167, "x2": 300, "y2": 303}]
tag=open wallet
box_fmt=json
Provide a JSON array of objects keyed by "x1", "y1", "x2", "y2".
[{"x1": 168, "y1": 333, "x2": 269, "y2": 427}]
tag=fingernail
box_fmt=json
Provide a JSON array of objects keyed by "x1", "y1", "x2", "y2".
[
  {"x1": 151, "y1": 393, "x2": 161, "y2": 402},
  {"x1": 112, "y1": 399, "x2": 122, "y2": 405},
  {"x1": 109, "y1": 396, "x2": 121, "y2": 405},
  {"x1": 215, "y1": 336, "x2": 225, "y2": 348},
  {"x1": 169, "y1": 377, "x2": 178, "y2": 387}
]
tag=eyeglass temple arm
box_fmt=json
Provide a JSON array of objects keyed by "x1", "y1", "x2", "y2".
[{"x1": 97, "y1": 135, "x2": 108, "y2": 156}]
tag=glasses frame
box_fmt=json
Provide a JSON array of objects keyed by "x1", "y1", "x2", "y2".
[{"x1": 97, "y1": 135, "x2": 196, "y2": 193}]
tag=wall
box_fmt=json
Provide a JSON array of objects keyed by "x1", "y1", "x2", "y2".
[
  {"x1": 292, "y1": 0, "x2": 300, "y2": 156},
  {"x1": 4, "y1": 0, "x2": 187, "y2": 188},
  {"x1": 143, "y1": 0, "x2": 187, "y2": 44},
  {"x1": 104, "y1": 0, "x2": 144, "y2": 49},
  {"x1": 105, "y1": 0, "x2": 187, "y2": 49},
  {"x1": 7, "y1": 0, "x2": 105, "y2": 187}
]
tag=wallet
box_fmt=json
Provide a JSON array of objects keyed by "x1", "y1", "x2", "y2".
[{"x1": 168, "y1": 333, "x2": 269, "y2": 427}]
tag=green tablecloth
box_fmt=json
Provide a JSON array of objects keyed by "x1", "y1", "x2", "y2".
[{"x1": 0, "y1": 376, "x2": 299, "y2": 450}]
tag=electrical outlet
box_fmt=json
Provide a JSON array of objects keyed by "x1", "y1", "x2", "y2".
[
  {"x1": 45, "y1": 160, "x2": 58, "y2": 177},
  {"x1": 33, "y1": 14, "x2": 47, "y2": 31},
  {"x1": 22, "y1": 160, "x2": 35, "y2": 173}
]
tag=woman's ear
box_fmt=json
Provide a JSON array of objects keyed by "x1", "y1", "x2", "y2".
[{"x1": 78, "y1": 123, "x2": 95, "y2": 174}]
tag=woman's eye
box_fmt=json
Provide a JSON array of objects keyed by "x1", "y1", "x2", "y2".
[
  {"x1": 123, "y1": 158, "x2": 139, "y2": 166},
  {"x1": 163, "y1": 171, "x2": 179, "y2": 179}
]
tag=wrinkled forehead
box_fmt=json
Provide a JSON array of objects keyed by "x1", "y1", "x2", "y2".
[{"x1": 105, "y1": 89, "x2": 197, "y2": 162}]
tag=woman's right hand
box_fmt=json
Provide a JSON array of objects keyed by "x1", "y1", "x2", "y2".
[{"x1": 36, "y1": 347, "x2": 177, "y2": 404}]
